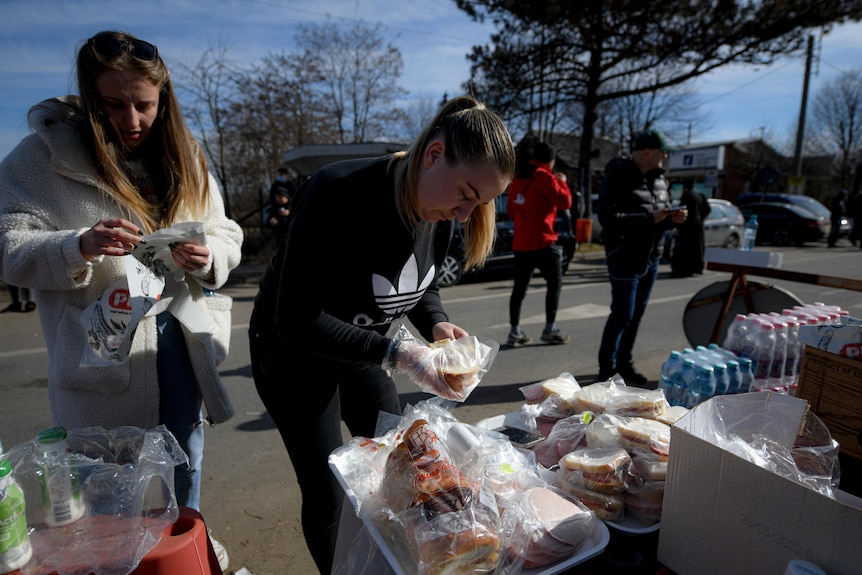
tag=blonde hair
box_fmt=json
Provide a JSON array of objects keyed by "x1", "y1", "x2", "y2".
[
  {"x1": 76, "y1": 30, "x2": 209, "y2": 233},
  {"x1": 391, "y1": 96, "x2": 515, "y2": 270}
]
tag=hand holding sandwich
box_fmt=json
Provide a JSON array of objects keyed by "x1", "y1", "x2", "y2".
[{"x1": 384, "y1": 324, "x2": 499, "y2": 402}]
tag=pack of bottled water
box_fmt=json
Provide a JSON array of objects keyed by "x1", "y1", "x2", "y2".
[{"x1": 659, "y1": 303, "x2": 846, "y2": 408}]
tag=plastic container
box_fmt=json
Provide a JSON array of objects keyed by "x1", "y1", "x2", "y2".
[
  {"x1": 738, "y1": 357, "x2": 754, "y2": 393},
  {"x1": 741, "y1": 214, "x2": 758, "y2": 251},
  {"x1": 36, "y1": 426, "x2": 85, "y2": 527},
  {"x1": 0, "y1": 459, "x2": 32, "y2": 573}
]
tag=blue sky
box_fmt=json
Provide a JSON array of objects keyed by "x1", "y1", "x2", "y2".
[{"x1": 1, "y1": 0, "x2": 861, "y2": 160}]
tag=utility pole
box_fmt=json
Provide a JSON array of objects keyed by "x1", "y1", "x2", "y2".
[{"x1": 792, "y1": 34, "x2": 815, "y2": 180}]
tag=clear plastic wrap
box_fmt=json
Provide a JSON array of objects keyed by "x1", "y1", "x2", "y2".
[
  {"x1": 531, "y1": 413, "x2": 593, "y2": 469},
  {"x1": 386, "y1": 324, "x2": 499, "y2": 402},
  {"x1": 704, "y1": 394, "x2": 841, "y2": 497},
  {"x1": 3, "y1": 426, "x2": 187, "y2": 575},
  {"x1": 329, "y1": 399, "x2": 607, "y2": 575}
]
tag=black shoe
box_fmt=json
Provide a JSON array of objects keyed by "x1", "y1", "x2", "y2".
[
  {"x1": 1, "y1": 302, "x2": 22, "y2": 313},
  {"x1": 597, "y1": 367, "x2": 616, "y2": 382},
  {"x1": 618, "y1": 363, "x2": 648, "y2": 386}
]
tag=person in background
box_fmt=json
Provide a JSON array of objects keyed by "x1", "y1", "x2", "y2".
[
  {"x1": 249, "y1": 96, "x2": 515, "y2": 574},
  {"x1": 0, "y1": 30, "x2": 242, "y2": 573},
  {"x1": 506, "y1": 142, "x2": 572, "y2": 347},
  {"x1": 671, "y1": 179, "x2": 710, "y2": 277},
  {"x1": 266, "y1": 183, "x2": 293, "y2": 246},
  {"x1": 828, "y1": 189, "x2": 848, "y2": 247},
  {"x1": 1, "y1": 284, "x2": 35, "y2": 313},
  {"x1": 595, "y1": 129, "x2": 687, "y2": 385}
]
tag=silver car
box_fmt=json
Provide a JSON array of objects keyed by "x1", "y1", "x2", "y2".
[{"x1": 704, "y1": 198, "x2": 745, "y2": 248}]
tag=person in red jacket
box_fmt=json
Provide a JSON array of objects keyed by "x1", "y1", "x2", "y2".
[{"x1": 506, "y1": 142, "x2": 573, "y2": 346}]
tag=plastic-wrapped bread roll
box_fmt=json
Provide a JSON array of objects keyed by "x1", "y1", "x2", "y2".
[{"x1": 380, "y1": 419, "x2": 501, "y2": 575}]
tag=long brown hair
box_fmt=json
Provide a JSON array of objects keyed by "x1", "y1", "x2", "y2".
[
  {"x1": 76, "y1": 30, "x2": 209, "y2": 233},
  {"x1": 391, "y1": 96, "x2": 515, "y2": 270}
]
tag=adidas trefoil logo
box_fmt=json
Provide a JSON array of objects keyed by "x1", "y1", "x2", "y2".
[{"x1": 373, "y1": 254, "x2": 435, "y2": 316}]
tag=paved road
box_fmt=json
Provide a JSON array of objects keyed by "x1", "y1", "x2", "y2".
[{"x1": 1, "y1": 241, "x2": 860, "y2": 574}]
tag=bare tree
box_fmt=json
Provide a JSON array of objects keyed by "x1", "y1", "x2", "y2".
[
  {"x1": 174, "y1": 43, "x2": 241, "y2": 218},
  {"x1": 456, "y1": 0, "x2": 862, "y2": 215},
  {"x1": 809, "y1": 69, "x2": 862, "y2": 190},
  {"x1": 296, "y1": 20, "x2": 408, "y2": 144}
]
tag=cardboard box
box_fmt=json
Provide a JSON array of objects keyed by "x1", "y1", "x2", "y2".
[
  {"x1": 704, "y1": 246, "x2": 783, "y2": 268},
  {"x1": 795, "y1": 346, "x2": 862, "y2": 460},
  {"x1": 657, "y1": 392, "x2": 862, "y2": 575}
]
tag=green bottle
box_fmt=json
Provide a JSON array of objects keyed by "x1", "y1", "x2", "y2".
[{"x1": 0, "y1": 459, "x2": 33, "y2": 572}]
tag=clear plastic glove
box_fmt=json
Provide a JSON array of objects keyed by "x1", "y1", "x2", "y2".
[{"x1": 383, "y1": 324, "x2": 499, "y2": 402}]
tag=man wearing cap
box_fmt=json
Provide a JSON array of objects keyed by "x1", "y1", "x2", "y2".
[
  {"x1": 506, "y1": 142, "x2": 572, "y2": 347},
  {"x1": 595, "y1": 129, "x2": 687, "y2": 385}
]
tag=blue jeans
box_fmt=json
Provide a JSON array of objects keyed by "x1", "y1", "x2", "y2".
[
  {"x1": 157, "y1": 311, "x2": 204, "y2": 511},
  {"x1": 598, "y1": 258, "x2": 660, "y2": 372}
]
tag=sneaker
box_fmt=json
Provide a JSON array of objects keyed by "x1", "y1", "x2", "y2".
[
  {"x1": 540, "y1": 329, "x2": 570, "y2": 345},
  {"x1": 618, "y1": 363, "x2": 648, "y2": 386},
  {"x1": 208, "y1": 530, "x2": 230, "y2": 574},
  {"x1": 506, "y1": 331, "x2": 532, "y2": 347}
]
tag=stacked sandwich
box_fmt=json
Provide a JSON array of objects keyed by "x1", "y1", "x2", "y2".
[{"x1": 519, "y1": 375, "x2": 689, "y2": 525}]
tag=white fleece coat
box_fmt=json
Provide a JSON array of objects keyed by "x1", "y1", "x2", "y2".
[{"x1": 0, "y1": 97, "x2": 243, "y2": 428}]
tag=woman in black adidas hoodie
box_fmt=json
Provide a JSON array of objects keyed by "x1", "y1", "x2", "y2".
[{"x1": 249, "y1": 95, "x2": 515, "y2": 574}]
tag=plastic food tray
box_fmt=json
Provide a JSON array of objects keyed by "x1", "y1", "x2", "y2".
[
  {"x1": 475, "y1": 412, "x2": 661, "y2": 535},
  {"x1": 329, "y1": 442, "x2": 610, "y2": 575}
]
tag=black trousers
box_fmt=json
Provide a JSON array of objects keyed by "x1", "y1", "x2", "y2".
[
  {"x1": 249, "y1": 308, "x2": 401, "y2": 575},
  {"x1": 508, "y1": 244, "x2": 564, "y2": 328}
]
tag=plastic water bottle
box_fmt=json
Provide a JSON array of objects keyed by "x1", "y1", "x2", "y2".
[
  {"x1": 739, "y1": 316, "x2": 762, "y2": 359},
  {"x1": 764, "y1": 316, "x2": 788, "y2": 392},
  {"x1": 691, "y1": 365, "x2": 716, "y2": 406},
  {"x1": 741, "y1": 214, "x2": 758, "y2": 251},
  {"x1": 738, "y1": 357, "x2": 754, "y2": 392},
  {"x1": 725, "y1": 360, "x2": 742, "y2": 393},
  {"x1": 722, "y1": 314, "x2": 748, "y2": 357},
  {"x1": 713, "y1": 362, "x2": 730, "y2": 396},
  {"x1": 673, "y1": 358, "x2": 697, "y2": 407},
  {"x1": 750, "y1": 321, "x2": 775, "y2": 392},
  {"x1": 0, "y1": 459, "x2": 33, "y2": 573},
  {"x1": 780, "y1": 316, "x2": 802, "y2": 394},
  {"x1": 659, "y1": 350, "x2": 683, "y2": 403},
  {"x1": 37, "y1": 426, "x2": 85, "y2": 527}
]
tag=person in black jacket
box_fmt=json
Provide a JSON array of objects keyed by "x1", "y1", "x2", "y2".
[
  {"x1": 828, "y1": 189, "x2": 848, "y2": 247},
  {"x1": 671, "y1": 180, "x2": 711, "y2": 277},
  {"x1": 248, "y1": 96, "x2": 516, "y2": 575},
  {"x1": 595, "y1": 129, "x2": 687, "y2": 385}
]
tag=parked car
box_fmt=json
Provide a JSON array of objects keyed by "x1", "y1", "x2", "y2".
[
  {"x1": 703, "y1": 198, "x2": 745, "y2": 248},
  {"x1": 737, "y1": 202, "x2": 828, "y2": 246},
  {"x1": 736, "y1": 192, "x2": 850, "y2": 238},
  {"x1": 437, "y1": 191, "x2": 577, "y2": 287},
  {"x1": 662, "y1": 198, "x2": 745, "y2": 261}
]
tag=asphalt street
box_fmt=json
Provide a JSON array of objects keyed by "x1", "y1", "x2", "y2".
[{"x1": 1, "y1": 241, "x2": 860, "y2": 574}]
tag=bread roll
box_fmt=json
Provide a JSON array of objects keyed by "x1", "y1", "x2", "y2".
[
  {"x1": 559, "y1": 447, "x2": 632, "y2": 493},
  {"x1": 431, "y1": 338, "x2": 481, "y2": 395},
  {"x1": 554, "y1": 481, "x2": 624, "y2": 521},
  {"x1": 618, "y1": 417, "x2": 671, "y2": 458},
  {"x1": 380, "y1": 419, "x2": 500, "y2": 575}
]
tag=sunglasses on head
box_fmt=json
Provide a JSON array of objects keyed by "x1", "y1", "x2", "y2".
[{"x1": 88, "y1": 33, "x2": 158, "y2": 61}]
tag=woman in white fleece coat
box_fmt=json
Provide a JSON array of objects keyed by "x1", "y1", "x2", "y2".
[{"x1": 0, "y1": 31, "x2": 243, "y2": 515}]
